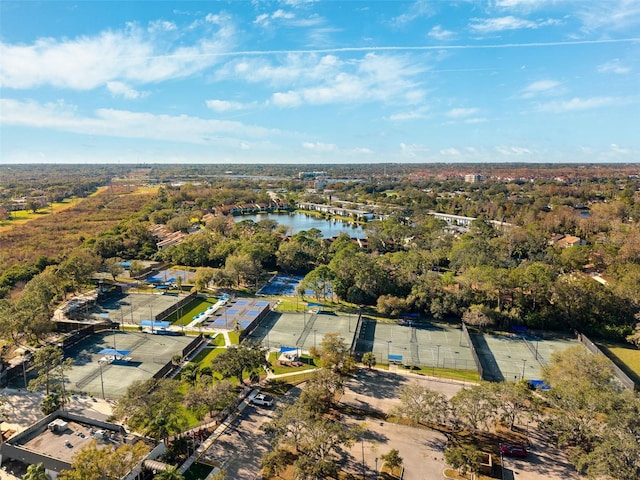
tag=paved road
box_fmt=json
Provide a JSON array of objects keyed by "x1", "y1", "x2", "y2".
[{"x1": 199, "y1": 386, "x2": 301, "y2": 479}]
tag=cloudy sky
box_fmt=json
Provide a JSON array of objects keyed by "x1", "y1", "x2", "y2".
[{"x1": 1, "y1": 0, "x2": 639, "y2": 164}]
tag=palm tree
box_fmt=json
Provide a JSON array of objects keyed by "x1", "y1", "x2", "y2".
[
  {"x1": 153, "y1": 465, "x2": 185, "y2": 480},
  {"x1": 23, "y1": 463, "x2": 50, "y2": 480}
]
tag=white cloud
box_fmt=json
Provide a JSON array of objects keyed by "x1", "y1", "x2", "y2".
[
  {"x1": 262, "y1": 53, "x2": 427, "y2": 108},
  {"x1": 440, "y1": 147, "x2": 461, "y2": 156},
  {"x1": 106, "y1": 81, "x2": 145, "y2": 99},
  {"x1": 598, "y1": 59, "x2": 631, "y2": 74},
  {"x1": 428, "y1": 25, "x2": 455, "y2": 41},
  {"x1": 390, "y1": 0, "x2": 435, "y2": 27},
  {"x1": 465, "y1": 117, "x2": 488, "y2": 124},
  {"x1": 400, "y1": 143, "x2": 430, "y2": 158},
  {"x1": 577, "y1": 0, "x2": 640, "y2": 32},
  {"x1": 0, "y1": 16, "x2": 236, "y2": 90},
  {"x1": 470, "y1": 16, "x2": 560, "y2": 33},
  {"x1": 494, "y1": 0, "x2": 557, "y2": 9},
  {"x1": 301, "y1": 141, "x2": 337, "y2": 152},
  {"x1": 520, "y1": 79, "x2": 562, "y2": 98},
  {"x1": 205, "y1": 99, "x2": 248, "y2": 112},
  {"x1": 148, "y1": 20, "x2": 177, "y2": 33},
  {"x1": 496, "y1": 145, "x2": 532, "y2": 155},
  {"x1": 0, "y1": 99, "x2": 278, "y2": 144},
  {"x1": 388, "y1": 108, "x2": 429, "y2": 121},
  {"x1": 253, "y1": 9, "x2": 296, "y2": 27},
  {"x1": 446, "y1": 107, "x2": 479, "y2": 118},
  {"x1": 535, "y1": 96, "x2": 630, "y2": 113}
]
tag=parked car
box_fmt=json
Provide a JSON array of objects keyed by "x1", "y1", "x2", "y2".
[
  {"x1": 500, "y1": 443, "x2": 528, "y2": 458},
  {"x1": 251, "y1": 393, "x2": 274, "y2": 407}
]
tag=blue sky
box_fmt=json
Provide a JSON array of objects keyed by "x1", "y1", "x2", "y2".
[{"x1": 1, "y1": 0, "x2": 639, "y2": 164}]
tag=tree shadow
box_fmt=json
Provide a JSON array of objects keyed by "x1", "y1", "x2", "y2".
[{"x1": 344, "y1": 368, "x2": 411, "y2": 400}]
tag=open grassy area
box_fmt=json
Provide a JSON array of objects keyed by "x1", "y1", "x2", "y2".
[
  {"x1": 374, "y1": 364, "x2": 480, "y2": 383},
  {"x1": 596, "y1": 341, "x2": 640, "y2": 386},
  {"x1": 268, "y1": 352, "x2": 317, "y2": 375},
  {"x1": 189, "y1": 346, "x2": 225, "y2": 366},
  {"x1": 168, "y1": 297, "x2": 218, "y2": 326}
]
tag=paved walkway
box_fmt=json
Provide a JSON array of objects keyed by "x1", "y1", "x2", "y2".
[{"x1": 179, "y1": 388, "x2": 258, "y2": 475}]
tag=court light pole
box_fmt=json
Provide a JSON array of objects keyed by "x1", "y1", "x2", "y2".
[
  {"x1": 387, "y1": 340, "x2": 392, "y2": 362},
  {"x1": 436, "y1": 344, "x2": 441, "y2": 369},
  {"x1": 98, "y1": 361, "x2": 105, "y2": 400},
  {"x1": 522, "y1": 359, "x2": 527, "y2": 380}
]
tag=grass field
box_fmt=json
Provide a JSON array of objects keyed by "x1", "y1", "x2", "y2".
[
  {"x1": 189, "y1": 346, "x2": 225, "y2": 366},
  {"x1": 168, "y1": 297, "x2": 218, "y2": 326},
  {"x1": 596, "y1": 341, "x2": 640, "y2": 385}
]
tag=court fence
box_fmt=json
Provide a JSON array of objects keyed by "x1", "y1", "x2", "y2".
[
  {"x1": 577, "y1": 332, "x2": 636, "y2": 391},
  {"x1": 462, "y1": 322, "x2": 484, "y2": 380},
  {"x1": 155, "y1": 291, "x2": 198, "y2": 322}
]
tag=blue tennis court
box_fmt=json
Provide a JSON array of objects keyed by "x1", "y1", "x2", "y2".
[{"x1": 257, "y1": 274, "x2": 305, "y2": 296}]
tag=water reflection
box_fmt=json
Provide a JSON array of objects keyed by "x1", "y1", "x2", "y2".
[{"x1": 235, "y1": 212, "x2": 366, "y2": 238}]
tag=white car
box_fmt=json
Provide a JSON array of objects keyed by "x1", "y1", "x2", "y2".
[{"x1": 251, "y1": 393, "x2": 274, "y2": 407}]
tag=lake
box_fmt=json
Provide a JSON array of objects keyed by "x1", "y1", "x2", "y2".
[{"x1": 235, "y1": 212, "x2": 366, "y2": 238}]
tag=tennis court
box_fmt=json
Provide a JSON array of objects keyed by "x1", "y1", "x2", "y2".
[
  {"x1": 95, "y1": 292, "x2": 184, "y2": 326},
  {"x1": 471, "y1": 332, "x2": 578, "y2": 381},
  {"x1": 63, "y1": 330, "x2": 194, "y2": 399},
  {"x1": 149, "y1": 267, "x2": 197, "y2": 285},
  {"x1": 257, "y1": 274, "x2": 305, "y2": 296},
  {"x1": 245, "y1": 310, "x2": 358, "y2": 352},
  {"x1": 353, "y1": 319, "x2": 477, "y2": 370}
]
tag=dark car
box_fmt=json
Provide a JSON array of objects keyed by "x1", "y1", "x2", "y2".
[{"x1": 500, "y1": 443, "x2": 528, "y2": 458}]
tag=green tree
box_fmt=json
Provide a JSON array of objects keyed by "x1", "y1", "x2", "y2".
[
  {"x1": 113, "y1": 378, "x2": 183, "y2": 438},
  {"x1": 23, "y1": 462, "x2": 50, "y2": 480},
  {"x1": 211, "y1": 342, "x2": 267, "y2": 385},
  {"x1": 541, "y1": 346, "x2": 621, "y2": 448},
  {"x1": 444, "y1": 445, "x2": 483, "y2": 477},
  {"x1": 361, "y1": 352, "x2": 377, "y2": 370},
  {"x1": 261, "y1": 447, "x2": 290, "y2": 479},
  {"x1": 302, "y1": 265, "x2": 335, "y2": 301},
  {"x1": 103, "y1": 258, "x2": 124, "y2": 281},
  {"x1": 380, "y1": 448, "x2": 403, "y2": 472},
  {"x1": 183, "y1": 380, "x2": 237, "y2": 420},
  {"x1": 153, "y1": 465, "x2": 185, "y2": 480},
  {"x1": 309, "y1": 332, "x2": 355, "y2": 374},
  {"x1": 40, "y1": 393, "x2": 61, "y2": 415},
  {"x1": 28, "y1": 346, "x2": 73, "y2": 401},
  {"x1": 58, "y1": 440, "x2": 150, "y2": 480},
  {"x1": 392, "y1": 382, "x2": 449, "y2": 426},
  {"x1": 450, "y1": 385, "x2": 499, "y2": 431}
]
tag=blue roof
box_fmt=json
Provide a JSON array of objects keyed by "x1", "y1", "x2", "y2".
[
  {"x1": 388, "y1": 354, "x2": 403, "y2": 361},
  {"x1": 279, "y1": 347, "x2": 298, "y2": 353},
  {"x1": 140, "y1": 320, "x2": 171, "y2": 328},
  {"x1": 99, "y1": 348, "x2": 132, "y2": 356}
]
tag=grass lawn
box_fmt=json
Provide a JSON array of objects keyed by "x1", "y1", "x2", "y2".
[
  {"x1": 228, "y1": 331, "x2": 240, "y2": 344},
  {"x1": 268, "y1": 352, "x2": 317, "y2": 375},
  {"x1": 375, "y1": 364, "x2": 480, "y2": 383},
  {"x1": 596, "y1": 341, "x2": 640, "y2": 385},
  {"x1": 167, "y1": 297, "x2": 218, "y2": 326},
  {"x1": 189, "y1": 346, "x2": 225, "y2": 365}
]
